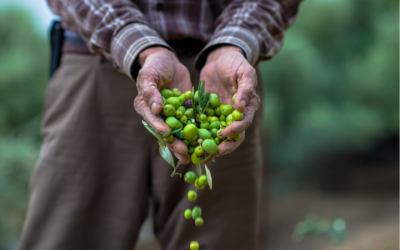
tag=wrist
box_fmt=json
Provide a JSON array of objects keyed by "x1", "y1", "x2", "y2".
[
  {"x1": 137, "y1": 46, "x2": 176, "y2": 66},
  {"x1": 205, "y1": 45, "x2": 245, "y2": 64}
]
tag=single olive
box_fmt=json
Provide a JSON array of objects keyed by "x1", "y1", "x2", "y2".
[
  {"x1": 232, "y1": 93, "x2": 237, "y2": 103},
  {"x1": 217, "y1": 129, "x2": 225, "y2": 140},
  {"x1": 195, "y1": 178, "x2": 205, "y2": 190},
  {"x1": 163, "y1": 104, "x2": 176, "y2": 117},
  {"x1": 220, "y1": 121, "x2": 227, "y2": 127},
  {"x1": 226, "y1": 114, "x2": 234, "y2": 125},
  {"x1": 188, "y1": 146, "x2": 195, "y2": 154},
  {"x1": 172, "y1": 88, "x2": 181, "y2": 97},
  {"x1": 180, "y1": 115, "x2": 188, "y2": 124},
  {"x1": 184, "y1": 90, "x2": 192, "y2": 100},
  {"x1": 166, "y1": 117, "x2": 181, "y2": 129},
  {"x1": 206, "y1": 116, "x2": 213, "y2": 123},
  {"x1": 184, "y1": 171, "x2": 197, "y2": 183},
  {"x1": 205, "y1": 108, "x2": 215, "y2": 116},
  {"x1": 183, "y1": 124, "x2": 198, "y2": 140},
  {"x1": 178, "y1": 95, "x2": 186, "y2": 105},
  {"x1": 175, "y1": 110, "x2": 183, "y2": 119},
  {"x1": 214, "y1": 137, "x2": 220, "y2": 145},
  {"x1": 184, "y1": 208, "x2": 192, "y2": 220},
  {"x1": 209, "y1": 93, "x2": 221, "y2": 107},
  {"x1": 163, "y1": 135, "x2": 174, "y2": 144},
  {"x1": 194, "y1": 94, "x2": 199, "y2": 103},
  {"x1": 187, "y1": 190, "x2": 197, "y2": 201},
  {"x1": 200, "y1": 114, "x2": 207, "y2": 122},
  {"x1": 184, "y1": 108, "x2": 194, "y2": 119},
  {"x1": 200, "y1": 122, "x2": 210, "y2": 130},
  {"x1": 183, "y1": 140, "x2": 190, "y2": 147},
  {"x1": 190, "y1": 241, "x2": 199, "y2": 250},
  {"x1": 209, "y1": 121, "x2": 221, "y2": 130},
  {"x1": 209, "y1": 116, "x2": 219, "y2": 123},
  {"x1": 221, "y1": 104, "x2": 234, "y2": 116},
  {"x1": 197, "y1": 128, "x2": 212, "y2": 140},
  {"x1": 215, "y1": 106, "x2": 222, "y2": 116},
  {"x1": 161, "y1": 89, "x2": 174, "y2": 99},
  {"x1": 202, "y1": 139, "x2": 218, "y2": 155},
  {"x1": 189, "y1": 139, "x2": 198, "y2": 146},
  {"x1": 184, "y1": 99, "x2": 192, "y2": 108},
  {"x1": 232, "y1": 133, "x2": 241, "y2": 141},
  {"x1": 187, "y1": 120, "x2": 193, "y2": 124},
  {"x1": 191, "y1": 153, "x2": 202, "y2": 164},
  {"x1": 198, "y1": 175, "x2": 208, "y2": 186},
  {"x1": 166, "y1": 97, "x2": 181, "y2": 109},
  {"x1": 175, "y1": 131, "x2": 183, "y2": 139},
  {"x1": 220, "y1": 115, "x2": 226, "y2": 121},
  {"x1": 195, "y1": 217, "x2": 204, "y2": 227},
  {"x1": 210, "y1": 128, "x2": 218, "y2": 138},
  {"x1": 191, "y1": 206, "x2": 202, "y2": 219},
  {"x1": 177, "y1": 106, "x2": 187, "y2": 114},
  {"x1": 195, "y1": 146, "x2": 204, "y2": 156},
  {"x1": 232, "y1": 110, "x2": 244, "y2": 121}
]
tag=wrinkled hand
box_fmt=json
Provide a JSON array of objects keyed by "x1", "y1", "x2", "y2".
[
  {"x1": 200, "y1": 45, "x2": 261, "y2": 160},
  {"x1": 134, "y1": 46, "x2": 192, "y2": 164}
]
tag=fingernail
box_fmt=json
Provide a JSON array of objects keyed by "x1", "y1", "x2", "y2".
[{"x1": 151, "y1": 102, "x2": 160, "y2": 114}]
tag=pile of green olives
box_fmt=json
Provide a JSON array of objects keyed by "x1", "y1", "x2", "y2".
[{"x1": 161, "y1": 88, "x2": 243, "y2": 164}]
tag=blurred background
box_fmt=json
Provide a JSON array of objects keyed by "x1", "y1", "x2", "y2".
[{"x1": 0, "y1": 0, "x2": 398, "y2": 249}]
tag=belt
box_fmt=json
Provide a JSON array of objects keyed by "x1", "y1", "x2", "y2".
[{"x1": 62, "y1": 30, "x2": 206, "y2": 56}]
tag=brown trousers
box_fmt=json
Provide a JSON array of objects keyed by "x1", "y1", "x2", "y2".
[{"x1": 18, "y1": 53, "x2": 263, "y2": 250}]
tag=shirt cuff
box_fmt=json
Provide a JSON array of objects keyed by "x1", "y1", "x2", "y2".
[
  {"x1": 111, "y1": 23, "x2": 172, "y2": 80},
  {"x1": 194, "y1": 26, "x2": 260, "y2": 71}
]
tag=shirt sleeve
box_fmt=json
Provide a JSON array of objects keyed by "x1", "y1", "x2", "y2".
[
  {"x1": 195, "y1": 0, "x2": 302, "y2": 71},
  {"x1": 47, "y1": 0, "x2": 172, "y2": 79}
]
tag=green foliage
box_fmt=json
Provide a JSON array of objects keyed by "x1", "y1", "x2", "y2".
[{"x1": 260, "y1": 0, "x2": 399, "y2": 173}]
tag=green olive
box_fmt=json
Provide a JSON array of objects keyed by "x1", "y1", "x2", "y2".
[
  {"x1": 190, "y1": 241, "x2": 199, "y2": 250},
  {"x1": 226, "y1": 114, "x2": 234, "y2": 125},
  {"x1": 197, "y1": 128, "x2": 212, "y2": 140},
  {"x1": 189, "y1": 139, "x2": 198, "y2": 146},
  {"x1": 210, "y1": 116, "x2": 219, "y2": 123},
  {"x1": 184, "y1": 208, "x2": 192, "y2": 219},
  {"x1": 191, "y1": 153, "x2": 202, "y2": 164},
  {"x1": 195, "y1": 217, "x2": 204, "y2": 227},
  {"x1": 232, "y1": 110, "x2": 243, "y2": 121},
  {"x1": 205, "y1": 108, "x2": 215, "y2": 116},
  {"x1": 220, "y1": 115, "x2": 226, "y2": 121},
  {"x1": 221, "y1": 104, "x2": 234, "y2": 116},
  {"x1": 166, "y1": 97, "x2": 181, "y2": 109},
  {"x1": 209, "y1": 121, "x2": 221, "y2": 130},
  {"x1": 163, "y1": 135, "x2": 174, "y2": 143},
  {"x1": 220, "y1": 121, "x2": 227, "y2": 127},
  {"x1": 217, "y1": 129, "x2": 225, "y2": 140},
  {"x1": 174, "y1": 131, "x2": 183, "y2": 139},
  {"x1": 180, "y1": 115, "x2": 188, "y2": 124},
  {"x1": 214, "y1": 137, "x2": 220, "y2": 145},
  {"x1": 232, "y1": 93, "x2": 237, "y2": 103},
  {"x1": 184, "y1": 90, "x2": 192, "y2": 100},
  {"x1": 177, "y1": 106, "x2": 186, "y2": 114},
  {"x1": 172, "y1": 88, "x2": 181, "y2": 97},
  {"x1": 161, "y1": 89, "x2": 174, "y2": 99},
  {"x1": 200, "y1": 114, "x2": 207, "y2": 122},
  {"x1": 215, "y1": 106, "x2": 222, "y2": 116},
  {"x1": 209, "y1": 93, "x2": 221, "y2": 107},
  {"x1": 178, "y1": 95, "x2": 186, "y2": 105},
  {"x1": 196, "y1": 105, "x2": 201, "y2": 114},
  {"x1": 163, "y1": 104, "x2": 176, "y2": 117},
  {"x1": 232, "y1": 133, "x2": 241, "y2": 141},
  {"x1": 175, "y1": 110, "x2": 182, "y2": 119},
  {"x1": 183, "y1": 124, "x2": 198, "y2": 140},
  {"x1": 191, "y1": 206, "x2": 202, "y2": 219},
  {"x1": 195, "y1": 146, "x2": 204, "y2": 156},
  {"x1": 188, "y1": 146, "x2": 195, "y2": 154},
  {"x1": 166, "y1": 117, "x2": 181, "y2": 129},
  {"x1": 202, "y1": 139, "x2": 218, "y2": 155},
  {"x1": 210, "y1": 128, "x2": 218, "y2": 138},
  {"x1": 184, "y1": 171, "x2": 197, "y2": 183},
  {"x1": 200, "y1": 122, "x2": 209, "y2": 129},
  {"x1": 187, "y1": 120, "x2": 193, "y2": 124},
  {"x1": 183, "y1": 140, "x2": 190, "y2": 147},
  {"x1": 198, "y1": 175, "x2": 208, "y2": 186},
  {"x1": 195, "y1": 178, "x2": 205, "y2": 190},
  {"x1": 194, "y1": 94, "x2": 199, "y2": 103},
  {"x1": 184, "y1": 108, "x2": 194, "y2": 119},
  {"x1": 188, "y1": 190, "x2": 197, "y2": 201},
  {"x1": 206, "y1": 116, "x2": 213, "y2": 123}
]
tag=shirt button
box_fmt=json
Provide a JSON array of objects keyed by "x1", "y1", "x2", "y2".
[{"x1": 155, "y1": 2, "x2": 164, "y2": 11}]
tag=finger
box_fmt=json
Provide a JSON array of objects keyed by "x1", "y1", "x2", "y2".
[
  {"x1": 167, "y1": 138, "x2": 189, "y2": 156},
  {"x1": 174, "y1": 152, "x2": 191, "y2": 165},
  {"x1": 134, "y1": 96, "x2": 170, "y2": 135},
  {"x1": 222, "y1": 94, "x2": 260, "y2": 138},
  {"x1": 217, "y1": 131, "x2": 246, "y2": 156},
  {"x1": 235, "y1": 66, "x2": 257, "y2": 112},
  {"x1": 203, "y1": 154, "x2": 216, "y2": 165},
  {"x1": 137, "y1": 69, "x2": 164, "y2": 115}
]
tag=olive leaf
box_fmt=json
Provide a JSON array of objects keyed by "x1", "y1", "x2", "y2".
[
  {"x1": 170, "y1": 161, "x2": 182, "y2": 177},
  {"x1": 162, "y1": 129, "x2": 171, "y2": 138},
  {"x1": 205, "y1": 165, "x2": 213, "y2": 190},
  {"x1": 195, "y1": 164, "x2": 202, "y2": 177},
  {"x1": 142, "y1": 120, "x2": 166, "y2": 147},
  {"x1": 201, "y1": 90, "x2": 210, "y2": 110},
  {"x1": 158, "y1": 141, "x2": 175, "y2": 169},
  {"x1": 171, "y1": 129, "x2": 181, "y2": 134}
]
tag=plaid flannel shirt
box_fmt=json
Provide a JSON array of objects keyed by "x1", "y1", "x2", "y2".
[{"x1": 48, "y1": 0, "x2": 302, "y2": 79}]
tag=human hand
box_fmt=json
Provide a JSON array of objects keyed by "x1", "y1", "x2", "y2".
[
  {"x1": 199, "y1": 45, "x2": 261, "y2": 159},
  {"x1": 134, "y1": 46, "x2": 192, "y2": 164}
]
